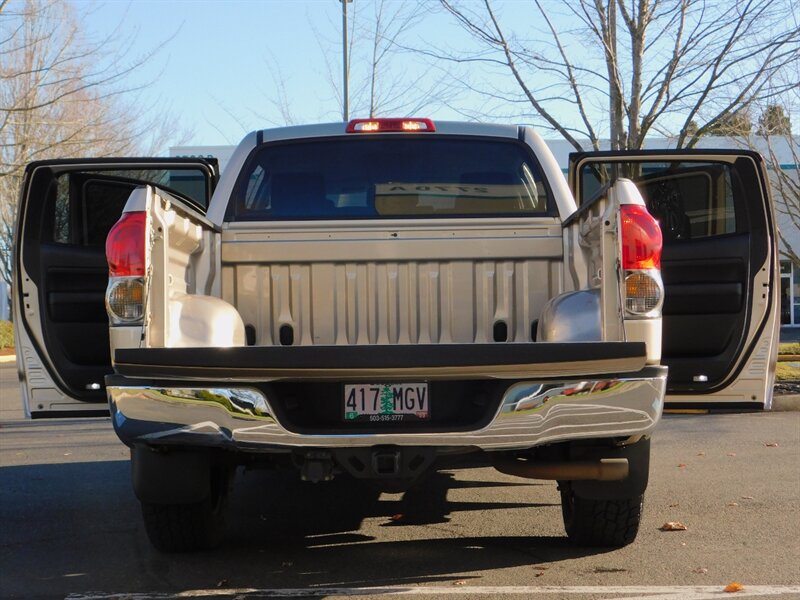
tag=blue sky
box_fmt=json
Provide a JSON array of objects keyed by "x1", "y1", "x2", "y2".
[
  {"x1": 80, "y1": 1, "x2": 798, "y2": 152},
  {"x1": 82, "y1": 1, "x2": 515, "y2": 148}
]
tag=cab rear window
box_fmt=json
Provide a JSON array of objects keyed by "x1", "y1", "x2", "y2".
[{"x1": 230, "y1": 137, "x2": 550, "y2": 220}]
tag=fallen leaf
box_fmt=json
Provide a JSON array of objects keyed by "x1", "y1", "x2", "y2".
[
  {"x1": 534, "y1": 572, "x2": 545, "y2": 578},
  {"x1": 669, "y1": 503, "x2": 680, "y2": 508},
  {"x1": 697, "y1": 452, "x2": 706, "y2": 456},
  {"x1": 677, "y1": 463, "x2": 687, "y2": 468},
  {"x1": 63, "y1": 452, "x2": 72, "y2": 456},
  {"x1": 724, "y1": 582, "x2": 744, "y2": 593},
  {"x1": 741, "y1": 496, "x2": 755, "y2": 500},
  {"x1": 765, "y1": 442, "x2": 779, "y2": 447},
  {"x1": 727, "y1": 502, "x2": 739, "y2": 507},
  {"x1": 389, "y1": 513, "x2": 404, "y2": 521},
  {"x1": 216, "y1": 579, "x2": 228, "y2": 588},
  {"x1": 659, "y1": 521, "x2": 688, "y2": 531},
  {"x1": 692, "y1": 567, "x2": 709, "y2": 574},
  {"x1": 727, "y1": 453, "x2": 736, "y2": 457},
  {"x1": 453, "y1": 580, "x2": 467, "y2": 586}
]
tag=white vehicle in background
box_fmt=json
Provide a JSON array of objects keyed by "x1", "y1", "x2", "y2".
[{"x1": 12, "y1": 118, "x2": 778, "y2": 551}]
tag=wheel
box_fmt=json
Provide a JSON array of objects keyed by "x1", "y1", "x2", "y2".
[
  {"x1": 560, "y1": 484, "x2": 643, "y2": 547},
  {"x1": 141, "y1": 467, "x2": 230, "y2": 552}
]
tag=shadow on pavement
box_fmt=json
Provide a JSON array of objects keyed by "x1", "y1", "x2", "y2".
[{"x1": 0, "y1": 460, "x2": 609, "y2": 599}]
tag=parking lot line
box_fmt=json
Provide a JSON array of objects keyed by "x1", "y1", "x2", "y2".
[{"x1": 66, "y1": 584, "x2": 800, "y2": 599}]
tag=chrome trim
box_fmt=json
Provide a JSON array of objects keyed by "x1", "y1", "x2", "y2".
[{"x1": 109, "y1": 372, "x2": 665, "y2": 451}]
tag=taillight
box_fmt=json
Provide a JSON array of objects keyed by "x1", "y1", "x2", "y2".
[
  {"x1": 106, "y1": 278, "x2": 144, "y2": 323},
  {"x1": 620, "y1": 204, "x2": 662, "y2": 270},
  {"x1": 346, "y1": 118, "x2": 436, "y2": 133},
  {"x1": 106, "y1": 211, "x2": 146, "y2": 276},
  {"x1": 620, "y1": 204, "x2": 664, "y2": 317},
  {"x1": 105, "y1": 211, "x2": 146, "y2": 325}
]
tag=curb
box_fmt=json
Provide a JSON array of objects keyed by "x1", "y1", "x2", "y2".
[
  {"x1": 773, "y1": 394, "x2": 800, "y2": 411},
  {"x1": 0, "y1": 354, "x2": 15, "y2": 364}
]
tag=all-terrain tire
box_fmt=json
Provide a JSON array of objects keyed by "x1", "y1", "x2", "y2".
[
  {"x1": 141, "y1": 466, "x2": 231, "y2": 552},
  {"x1": 560, "y1": 486, "x2": 644, "y2": 547},
  {"x1": 141, "y1": 496, "x2": 226, "y2": 552}
]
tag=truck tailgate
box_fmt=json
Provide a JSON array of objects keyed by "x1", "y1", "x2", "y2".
[{"x1": 113, "y1": 342, "x2": 647, "y2": 381}]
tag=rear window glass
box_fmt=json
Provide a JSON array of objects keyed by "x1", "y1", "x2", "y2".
[{"x1": 231, "y1": 137, "x2": 549, "y2": 220}]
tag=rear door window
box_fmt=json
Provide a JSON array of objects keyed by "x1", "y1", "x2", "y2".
[
  {"x1": 231, "y1": 137, "x2": 550, "y2": 220},
  {"x1": 578, "y1": 161, "x2": 744, "y2": 242},
  {"x1": 51, "y1": 167, "x2": 211, "y2": 247}
]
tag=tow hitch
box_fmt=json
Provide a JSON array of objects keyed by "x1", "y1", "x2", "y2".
[{"x1": 335, "y1": 446, "x2": 436, "y2": 481}]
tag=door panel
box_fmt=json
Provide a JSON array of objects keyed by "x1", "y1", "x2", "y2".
[
  {"x1": 15, "y1": 158, "x2": 218, "y2": 417},
  {"x1": 660, "y1": 234, "x2": 748, "y2": 365},
  {"x1": 568, "y1": 150, "x2": 777, "y2": 402},
  {"x1": 40, "y1": 244, "x2": 111, "y2": 402}
]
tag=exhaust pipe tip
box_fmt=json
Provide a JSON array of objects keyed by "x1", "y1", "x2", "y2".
[{"x1": 492, "y1": 455, "x2": 629, "y2": 481}]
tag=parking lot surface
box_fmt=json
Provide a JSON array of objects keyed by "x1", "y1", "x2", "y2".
[{"x1": 1, "y1": 363, "x2": 799, "y2": 599}]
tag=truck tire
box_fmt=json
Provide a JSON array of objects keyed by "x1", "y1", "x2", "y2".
[
  {"x1": 140, "y1": 466, "x2": 230, "y2": 552},
  {"x1": 560, "y1": 485, "x2": 643, "y2": 547}
]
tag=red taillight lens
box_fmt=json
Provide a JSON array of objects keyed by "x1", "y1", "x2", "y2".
[
  {"x1": 346, "y1": 118, "x2": 436, "y2": 133},
  {"x1": 620, "y1": 204, "x2": 662, "y2": 270},
  {"x1": 106, "y1": 211, "x2": 146, "y2": 276}
]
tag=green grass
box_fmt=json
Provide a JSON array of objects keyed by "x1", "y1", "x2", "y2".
[
  {"x1": 776, "y1": 361, "x2": 800, "y2": 381},
  {"x1": 0, "y1": 320, "x2": 12, "y2": 349},
  {"x1": 779, "y1": 342, "x2": 800, "y2": 355}
]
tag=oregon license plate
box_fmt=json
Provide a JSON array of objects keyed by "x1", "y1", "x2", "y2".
[{"x1": 344, "y1": 383, "x2": 430, "y2": 422}]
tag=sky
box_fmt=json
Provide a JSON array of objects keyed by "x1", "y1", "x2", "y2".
[
  {"x1": 79, "y1": 1, "x2": 799, "y2": 154},
  {"x1": 81, "y1": 0, "x2": 513, "y2": 150}
]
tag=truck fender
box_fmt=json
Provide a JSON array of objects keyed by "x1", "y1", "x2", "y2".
[
  {"x1": 539, "y1": 288, "x2": 602, "y2": 342},
  {"x1": 166, "y1": 293, "x2": 245, "y2": 348}
]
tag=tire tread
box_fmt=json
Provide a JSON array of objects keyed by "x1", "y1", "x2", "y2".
[
  {"x1": 141, "y1": 499, "x2": 222, "y2": 552},
  {"x1": 562, "y1": 491, "x2": 643, "y2": 547}
]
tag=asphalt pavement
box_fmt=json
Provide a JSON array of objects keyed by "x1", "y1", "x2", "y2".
[{"x1": 1, "y1": 362, "x2": 799, "y2": 600}]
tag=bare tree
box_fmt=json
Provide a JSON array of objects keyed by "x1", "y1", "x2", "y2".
[
  {"x1": 754, "y1": 96, "x2": 800, "y2": 267},
  {"x1": 433, "y1": 0, "x2": 799, "y2": 151},
  {"x1": 254, "y1": 0, "x2": 444, "y2": 128},
  {"x1": 0, "y1": 0, "x2": 187, "y2": 287},
  {"x1": 768, "y1": 133, "x2": 800, "y2": 268},
  {"x1": 352, "y1": 0, "x2": 439, "y2": 118}
]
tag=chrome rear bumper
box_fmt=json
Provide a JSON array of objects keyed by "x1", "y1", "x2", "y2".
[{"x1": 108, "y1": 367, "x2": 666, "y2": 451}]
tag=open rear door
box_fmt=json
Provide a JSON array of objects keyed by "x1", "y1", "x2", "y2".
[
  {"x1": 569, "y1": 150, "x2": 779, "y2": 408},
  {"x1": 13, "y1": 158, "x2": 218, "y2": 418}
]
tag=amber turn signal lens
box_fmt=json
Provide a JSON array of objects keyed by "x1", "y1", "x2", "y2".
[
  {"x1": 625, "y1": 271, "x2": 663, "y2": 315},
  {"x1": 106, "y1": 277, "x2": 144, "y2": 323}
]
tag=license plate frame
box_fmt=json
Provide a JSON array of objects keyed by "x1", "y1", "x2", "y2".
[{"x1": 343, "y1": 383, "x2": 430, "y2": 423}]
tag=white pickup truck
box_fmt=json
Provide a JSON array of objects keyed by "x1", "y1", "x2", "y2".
[{"x1": 13, "y1": 119, "x2": 779, "y2": 552}]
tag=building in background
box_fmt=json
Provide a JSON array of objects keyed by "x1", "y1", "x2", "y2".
[{"x1": 172, "y1": 133, "x2": 800, "y2": 329}]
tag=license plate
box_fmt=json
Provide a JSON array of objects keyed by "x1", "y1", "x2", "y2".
[{"x1": 344, "y1": 383, "x2": 430, "y2": 422}]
